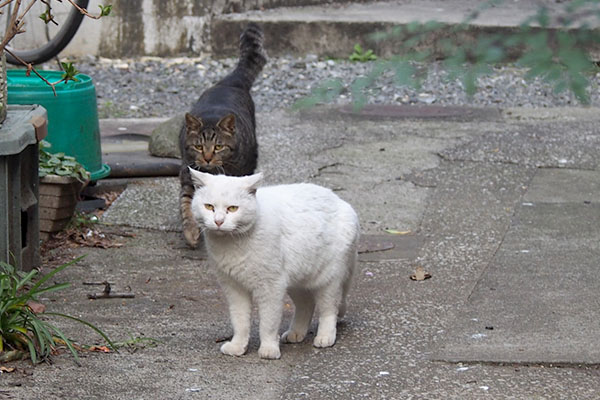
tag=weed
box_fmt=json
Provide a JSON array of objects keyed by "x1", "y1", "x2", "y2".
[
  {"x1": 0, "y1": 257, "x2": 115, "y2": 364},
  {"x1": 114, "y1": 333, "x2": 163, "y2": 354},
  {"x1": 38, "y1": 141, "x2": 89, "y2": 183},
  {"x1": 349, "y1": 44, "x2": 377, "y2": 62}
]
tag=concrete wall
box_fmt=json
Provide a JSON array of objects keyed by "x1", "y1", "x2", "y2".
[
  {"x1": 62, "y1": 0, "x2": 362, "y2": 59},
  {"x1": 66, "y1": 0, "x2": 209, "y2": 58}
]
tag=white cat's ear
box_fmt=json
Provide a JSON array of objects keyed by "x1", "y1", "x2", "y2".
[
  {"x1": 243, "y1": 172, "x2": 263, "y2": 195},
  {"x1": 188, "y1": 167, "x2": 211, "y2": 188}
]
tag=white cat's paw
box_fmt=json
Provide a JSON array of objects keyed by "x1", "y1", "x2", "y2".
[
  {"x1": 313, "y1": 334, "x2": 336, "y2": 348},
  {"x1": 281, "y1": 330, "x2": 305, "y2": 343},
  {"x1": 220, "y1": 341, "x2": 247, "y2": 357},
  {"x1": 258, "y1": 343, "x2": 281, "y2": 360}
]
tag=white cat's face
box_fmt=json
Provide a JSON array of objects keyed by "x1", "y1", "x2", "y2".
[{"x1": 189, "y1": 169, "x2": 262, "y2": 235}]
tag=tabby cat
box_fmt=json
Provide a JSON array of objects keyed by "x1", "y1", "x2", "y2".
[{"x1": 179, "y1": 23, "x2": 267, "y2": 247}]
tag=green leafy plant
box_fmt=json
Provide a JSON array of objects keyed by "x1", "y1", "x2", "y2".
[
  {"x1": 297, "y1": 0, "x2": 600, "y2": 109},
  {"x1": 0, "y1": 256, "x2": 115, "y2": 364},
  {"x1": 98, "y1": 4, "x2": 113, "y2": 17},
  {"x1": 38, "y1": 10, "x2": 53, "y2": 24},
  {"x1": 38, "y1": 140, "x2": 89, "y2": 183},
  {"x1": 68, "y1": 211, "x2": 99, "y2": 230},
  {"x1": 349, "y1": 43, "x2": 378, "y2": 62},
  {"x1": 60, "y1": 62, "x2": 80, "y2": 83}
]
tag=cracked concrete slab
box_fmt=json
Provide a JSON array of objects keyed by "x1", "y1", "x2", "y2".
[
  {"x1": 432, "y1": 168, "x2": 600, "y2": 364},
  {"x1": 102, "y1": 177, "x2": 181, "y2": 231},
  {"x1": 440, "y1": 118, "x2": 600, "y2": 169},
  {"x1": 6, "y1": 106, "x2": 600, "y2": 399},
  {"x1": 103, "y1": 108, "x2": 469, "y2": 235},
  {"x1": 524, "y1": 168, "x2": 600, "y2": 204},
  {"x1": 311, "y1": 135, "x2": 456, "y2": 234}
]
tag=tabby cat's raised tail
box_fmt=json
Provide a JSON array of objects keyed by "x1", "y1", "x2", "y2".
[
  {"x1": 179, "y1": 23, "x2": 265, "y2": 248},
  {"x1": 221, "y1": 23, "x2": 267, "y2": 90}
]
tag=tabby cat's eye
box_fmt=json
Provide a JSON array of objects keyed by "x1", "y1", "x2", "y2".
[
  {"x1": 195, "y1": 145, "x2": 203, "y2": 151},
  {"x1": 204, "y1": 204, "x2": 214, "y2": 211},
  {"x1": 227, "y1": 206, "x2": 239, "y2": 213},
  {"x1": 214, "y1": 144, "x2": 224, "y2": 151}
]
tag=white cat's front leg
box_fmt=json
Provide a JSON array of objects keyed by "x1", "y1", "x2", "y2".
[
  {"x1": 219, "y1": 280, "x2": 252, "y2": 357},
  {"x1": 256, "y1": 290, "x2": 285, "y2": 359}
]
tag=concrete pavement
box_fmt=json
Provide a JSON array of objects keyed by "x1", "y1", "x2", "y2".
[
  {"x1": 1, "y1": 0, "x2": 599, "y2": 396},
  {"x1": 2, "y1": 105, "x2": 598, "y2": 399}
]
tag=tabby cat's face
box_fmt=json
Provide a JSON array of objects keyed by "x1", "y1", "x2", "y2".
[{"x1": 184, "y1": 113, "x2": 236, "y2": 173}]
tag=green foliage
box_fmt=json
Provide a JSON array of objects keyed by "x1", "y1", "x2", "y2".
[
  {"x1": 0, "y1": 257, "x2": 115, "y2": 364},
  {"x1": 39, "y1": 140, "x2": 89, "y2": 183},
  {"x1": 99, "y1": 4, "x2": 113, "y2": 17},
  {"x1": 113, "y1": 333, "x2": 163, "y2": 353},
  {"x1": 298, "y1": 0, "x2": 600, "y2": 109},
  {"x1": 60, "y1": 62, "x2": 80, "y2": 83},
  {"x1": 292, "y1": 79, "x2": 344, "y2": 110},
  {"x1": 349, "y1": 44, "x2": 378, "y2": 62},
  {"x1": 68, "y1": 211, "x2": 100, "y2": 230},
  {"x1": 38, "y1": 11, "x2": 52, "y2": 24}
]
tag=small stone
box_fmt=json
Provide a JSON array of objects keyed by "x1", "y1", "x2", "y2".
[
  {"x1": 148, "y1": 114, "x2": 184, "y2": 159},
  {"x1": 417, "y1": 93, "x2": 436, "y2": 104}
]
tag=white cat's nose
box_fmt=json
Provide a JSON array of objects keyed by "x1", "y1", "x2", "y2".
[{"x1": 215, "y1": 219, "x2": 224, "y2": 227}]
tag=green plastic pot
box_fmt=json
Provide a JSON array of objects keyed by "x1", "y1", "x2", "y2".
[{"x1": 7, "y1": 69, "x2": 110, "y2": 181}]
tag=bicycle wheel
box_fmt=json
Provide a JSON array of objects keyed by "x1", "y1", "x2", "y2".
[{"x1": 4, "y1": 0, "x2": 90, "y2": 65}]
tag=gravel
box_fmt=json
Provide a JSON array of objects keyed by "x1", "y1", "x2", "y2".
[{"x1": 67, "y1": 55, "x2": 600, "y2": 119}]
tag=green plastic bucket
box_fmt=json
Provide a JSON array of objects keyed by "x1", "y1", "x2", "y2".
[{"x1": 7, "y1": 70, "x2": 110, "y2": 181}]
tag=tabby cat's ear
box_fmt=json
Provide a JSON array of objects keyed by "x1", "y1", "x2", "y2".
[
  {"x1": 242, "y1": 172, "x2": 263, "y2": 195},
  {"x1": 188, "y1": 167, "x2": 211, "y2": 188},
  {"x1": 185, "y1": 113, "x2": 203, "y2": 133},
  {"x1": 216, "y1": 114, "x2": 236, "y2": 135}
]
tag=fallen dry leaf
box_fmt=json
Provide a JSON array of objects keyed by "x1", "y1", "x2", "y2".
[
  {"x1": 410, "y1": 266, "x2": 432, "y2": 281},
  {"x1": 88, "y1": 345, "x2": 112, "y2": 353},
  {"x1": 384, "y1": 229, "x2": 412, "y2": 235},
  {"x1": 26, "y1": 300, "x2": 46, "y2": 314}
]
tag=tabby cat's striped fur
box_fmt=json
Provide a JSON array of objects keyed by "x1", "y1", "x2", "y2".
[{"x1": 179, "y1": 23, "x2": 267, "y2": 247}]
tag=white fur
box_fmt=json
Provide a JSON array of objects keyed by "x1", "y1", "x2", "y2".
[{"x1": 189, "y1": 169, "x2": 360, "y2": 359}]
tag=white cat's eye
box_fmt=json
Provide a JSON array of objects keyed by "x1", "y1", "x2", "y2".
[
  {"x1": 204, "y1": 204, "x2": 214, "y2": 211},
  {"x1": 227, "y1": 205, "x2": 238, "y2": 213}
]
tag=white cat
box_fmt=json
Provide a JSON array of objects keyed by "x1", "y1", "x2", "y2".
[{"x1": 189, "y1": 168, "x2": 360, "y2": 359}]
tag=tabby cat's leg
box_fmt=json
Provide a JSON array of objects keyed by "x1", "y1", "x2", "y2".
[
  {"x1": 282, "y1": 289, "x2": 314, "y2": 344},
  {"x1": 219, "y1": 279, "x2": 252, "y2": 357},
  {"x1": 179, "y1": 168, "x2": 200, "y2": 248}
]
